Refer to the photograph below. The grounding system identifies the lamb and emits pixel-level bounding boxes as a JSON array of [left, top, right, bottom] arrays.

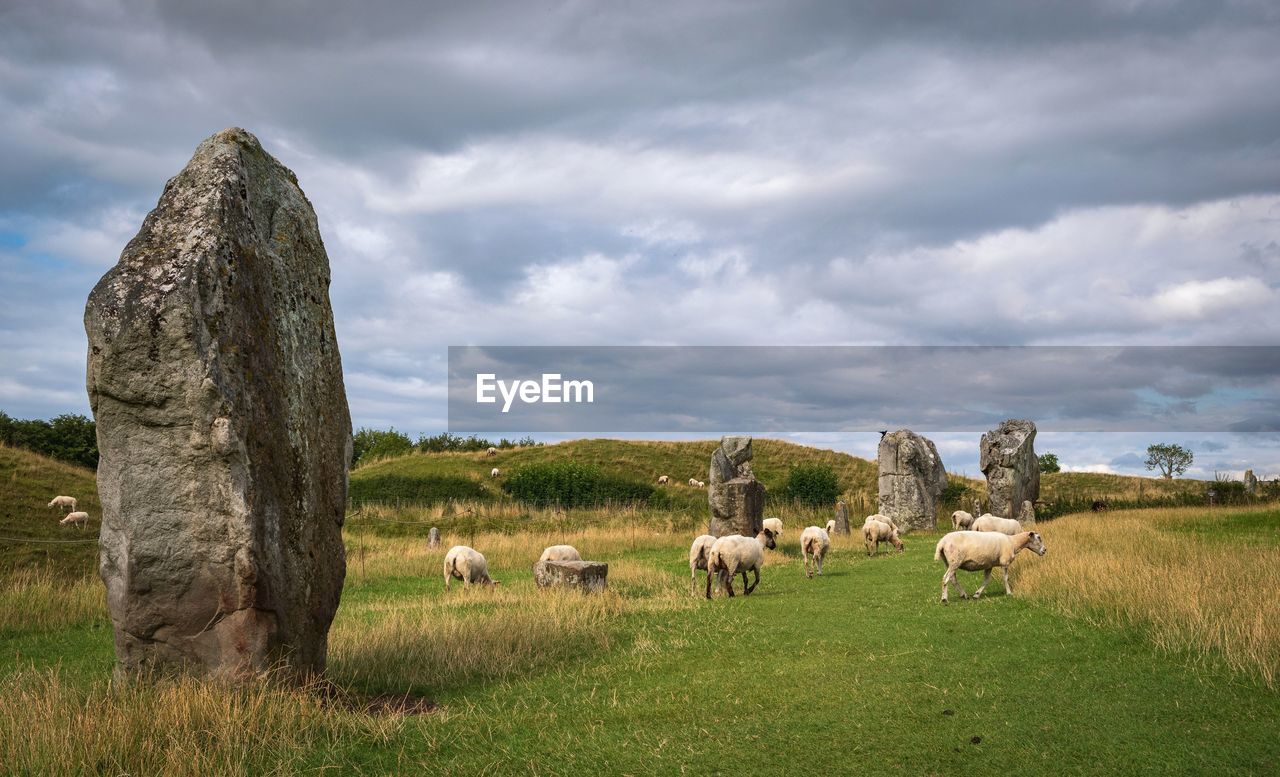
[[934, 530, 1046, 603], [688, 534, 717, 595], [658, 475, 670, 485], [862, 517, 903, 556], [972, 513, 1023, 535], [490, 467, 501, 478], [762, 517, 783, 538], [951, 510, 975, 530], [538, 544, 581, 563], [59, 511, 89, 529], [800, 526, 830, 578], [825, 519, 836, 534], [705, 528, 777, 599], [487, 446, 497, 456], [443, 545, 498, 589], [47, 495, 77, 512]]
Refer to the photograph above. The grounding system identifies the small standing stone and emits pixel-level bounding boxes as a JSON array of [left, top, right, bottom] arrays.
[[533, 560, 608, 592], [832, 501, 851, 535], [428, 527, 441, 548], [1018, 500, 1037, 525], [1243, 469, 1258, 496]]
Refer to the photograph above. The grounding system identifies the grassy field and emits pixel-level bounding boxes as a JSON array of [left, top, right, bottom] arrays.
[[3, 496, 1278, 774]]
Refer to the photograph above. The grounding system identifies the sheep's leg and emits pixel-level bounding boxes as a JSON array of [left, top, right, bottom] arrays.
[[1002, 565, 1012, 596], [724, 569, 736, 597], [745, 568, 759, 595], [705, 568, 714, 600], [973, 568, 992, 599], [815, 552, 823, 576]]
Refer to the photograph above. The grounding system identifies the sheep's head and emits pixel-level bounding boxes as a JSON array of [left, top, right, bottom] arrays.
[[1026, 531, 1046, 556], [757, 528, 777, 550], [891, 533, 905, 551]]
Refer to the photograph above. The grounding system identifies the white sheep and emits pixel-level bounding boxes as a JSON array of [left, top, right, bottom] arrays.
[[697, 480, 706, 488], [486, 446, 497, 456], [490, 467, 501, 478], [972, 513, 1023, 535], [825, 519, 836, 534], [705, 528, 777, 599], [658, 475, 670, 485], [59, 511, 89, 529], [862, 516, 903, 556], [688, 534, 717, 595], [538, 544, 581, 563], [934, 530, 1046, 603], [863, 512, 898, 530], [762, 517, 783, 538], [688, 477, 698, 486], [443, 545, 498, 590], [48, 495, 77, 512], [800, 526, 830, 578], [951, 510, 975, 530]]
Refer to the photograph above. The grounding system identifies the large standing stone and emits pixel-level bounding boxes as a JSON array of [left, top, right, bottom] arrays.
[[534, 560, 609, 592], [980, 419, 1040, 519], [877, 429, 948, 533], [708, 436, 765, 537], [832, 501, 851, 535], [84, 128, 351, 682], [1243, 469, 1258, 496]]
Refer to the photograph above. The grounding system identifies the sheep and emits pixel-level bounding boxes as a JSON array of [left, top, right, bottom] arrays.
[[486, 446, 497, 456], [490, 467, 501, 478], [705, 528, 777, 599], [689, 478, 706, 488], [443, 545, 498, 590], [863, 512, 898, 530], [48, 495, 77, 512], [825, 519, 836, 534], [951, 510, 975, 530], [863, 516, 903, 556], [696, 480, 705, 488], [658, 475, 670, 485], [934, 530, 1046, 603], [800, 526, 830, 578], [689, 534, 717, 595], [972, 513, 1023, 535], [762, 517, 783, 538], [59, 511, 89, 529], [538, 544, 581, 563]]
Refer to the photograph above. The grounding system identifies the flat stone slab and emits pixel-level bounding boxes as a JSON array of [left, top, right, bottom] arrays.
[[533, 560, 608, 592]]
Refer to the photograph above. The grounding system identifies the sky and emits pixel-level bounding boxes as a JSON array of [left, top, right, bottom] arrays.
[[1, 0, 1278, 479]]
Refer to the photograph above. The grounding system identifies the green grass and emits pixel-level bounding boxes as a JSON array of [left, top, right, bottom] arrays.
[[3, 511, 1278, 774], [0, 442, 101, 578]]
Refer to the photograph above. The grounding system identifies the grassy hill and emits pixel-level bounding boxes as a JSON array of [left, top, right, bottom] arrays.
[[0, 443, 100, 578]]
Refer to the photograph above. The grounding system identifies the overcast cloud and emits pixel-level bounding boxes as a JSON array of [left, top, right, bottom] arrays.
[[1, 0, 1278, 478]]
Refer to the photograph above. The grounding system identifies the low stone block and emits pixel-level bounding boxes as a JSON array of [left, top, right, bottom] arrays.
[[533, 560, 609, 592]]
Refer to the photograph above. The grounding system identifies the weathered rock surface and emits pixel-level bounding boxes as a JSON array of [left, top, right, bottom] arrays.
[[708, 436, 765, 537], [877, 429, 948, 532], [832, 501, 851, 535], [85, 128, 351, 681], [534, 560, 609, 592], [1243, 469, 1258, 496], [980, 419, 1040, 519], [1018, 500, 1037, 525], [428, 527, 441, 548]]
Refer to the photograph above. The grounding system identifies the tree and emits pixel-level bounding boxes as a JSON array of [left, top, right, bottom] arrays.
[[1145, 443, 1193, 479], [1038, 453, 1061, 474], [783, 463, 840, 506], [351, 427, 414, 465]]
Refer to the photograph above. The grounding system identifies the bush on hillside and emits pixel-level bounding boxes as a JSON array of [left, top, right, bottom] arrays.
[[781, 463, 840, 506], [351, 428, 414, 464], [503, 461, 656, 508], [0, 411, 98, 470]]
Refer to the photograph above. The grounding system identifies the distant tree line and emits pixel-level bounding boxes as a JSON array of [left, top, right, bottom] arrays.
[[351, 428, 541, 465], [0, 410, 99, 470]]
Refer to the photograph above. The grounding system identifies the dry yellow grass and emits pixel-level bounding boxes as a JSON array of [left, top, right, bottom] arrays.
[[1015, 505, 1280, 688], [0, 570, 105, 633]]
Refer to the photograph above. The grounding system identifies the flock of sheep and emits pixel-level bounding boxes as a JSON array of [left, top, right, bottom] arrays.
[[440, 506, 1047, 604], [47, 494, 89, 528]]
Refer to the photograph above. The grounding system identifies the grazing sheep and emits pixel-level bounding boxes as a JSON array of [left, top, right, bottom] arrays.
[[762, 517, 783, 538], [800, 526, 830, 578], [951, 510, 975, 530], [934, 530, 1046, 603], [863, 512, 898, 530], [689, 478, 706, 488], [59, 511, 89, 529], [486, 446, 497, 456], [443, 545, 498, 589], [825, 519, 836, 534], [490, 467, 501, 478], [658, 475, 670, 485], [862, 517, 903, 556], [705, 528, 777, 599], [697, 480, 706, 488], [47, 495, 77, 512], [689, 534, 717, 595], [539, 544, 581, 563], [972, 513, 1023, 535]]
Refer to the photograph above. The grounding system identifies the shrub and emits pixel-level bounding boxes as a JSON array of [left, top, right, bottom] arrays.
[[782, 463, 840, 506], [351, 428, 414, 464], [503, 461, 655, 508], [348, 474, 488, 506]]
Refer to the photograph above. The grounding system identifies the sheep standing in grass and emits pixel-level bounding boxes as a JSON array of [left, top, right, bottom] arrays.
[[762, 517, 783, 538], [443, 545, 498, 590], [972, 514, 1022, 535], [48, 495, 77, 512], [934, 530, 1046, 603], [658, 475, 670, 485], [490, 467, 501, 478], [951, 510, 975, 530], [486, 446, 497, 456], [60, 511, 89, 529], [800, 526, 830, 578], [825, 519, 836, 534], [705, 528, 777, 599], [689, 534, 717, 595], [539, 544, 581, 563], [862, 517, 903, 556]]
